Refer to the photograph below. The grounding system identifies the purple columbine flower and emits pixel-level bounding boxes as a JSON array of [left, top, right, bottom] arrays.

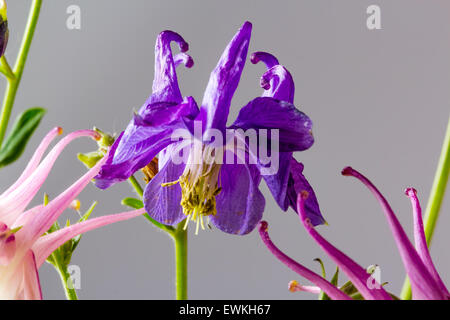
[[95, 22, 324, 235], [259, 167, 450, 300]]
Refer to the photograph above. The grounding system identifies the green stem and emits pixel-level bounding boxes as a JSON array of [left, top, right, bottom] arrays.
[[128, 174, 144, 197], [50, 252, 78, 300], [0, 0, 42, 147], [400, 116, 450, 300], [127, 175, 175, 234], [173, 222, 188, 300]]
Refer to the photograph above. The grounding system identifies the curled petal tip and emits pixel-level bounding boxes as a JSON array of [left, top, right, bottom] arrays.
[[250, 52, 259, 64], [405, 187, 417, 197], [251, 51, 279, 69], [260, 77, 271, 90], [180, 42, 189, 53], [174, 53, 194, 69], [159, 30, 189, 53], [341, 166, 355, 176], [259, 220, 269, 231]]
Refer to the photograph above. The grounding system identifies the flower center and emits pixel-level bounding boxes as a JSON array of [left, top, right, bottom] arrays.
[[163, 144, 222, 234]]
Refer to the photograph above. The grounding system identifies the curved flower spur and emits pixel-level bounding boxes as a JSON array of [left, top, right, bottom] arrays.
[[259, 167, 450, 300], [95, 21, 324, 235], [0, 128, 144, 299]]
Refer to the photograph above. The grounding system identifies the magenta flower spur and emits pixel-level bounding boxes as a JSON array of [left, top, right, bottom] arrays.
[[95, 22, 324, 235], [259, 167, 450, 300]]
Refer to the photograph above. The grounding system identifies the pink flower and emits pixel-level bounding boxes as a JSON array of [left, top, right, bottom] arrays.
[[259, 167, 449, 300], [0, 128, 144, 300]]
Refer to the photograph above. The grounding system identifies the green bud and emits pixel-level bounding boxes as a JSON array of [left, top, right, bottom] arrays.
[[77, 150, 104, 169], [94, 127, 115, 148], [77, 127, 115, 168]]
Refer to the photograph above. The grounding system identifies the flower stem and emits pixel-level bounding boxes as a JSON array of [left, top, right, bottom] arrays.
[[58, 266, 78, 300], [0, 0, 42, 147], [50, 251, 78, 300], [400, 115, 450, 300], [173, 222, 188, 300]]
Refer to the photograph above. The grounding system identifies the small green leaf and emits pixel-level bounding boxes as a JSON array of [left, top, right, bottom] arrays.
[[0, 107, 46, 167], [122, 197, 144, 209], [330, 267, 339, 286]]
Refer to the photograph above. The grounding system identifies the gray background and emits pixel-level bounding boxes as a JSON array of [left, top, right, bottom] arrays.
[[1, 0, 449, 299]]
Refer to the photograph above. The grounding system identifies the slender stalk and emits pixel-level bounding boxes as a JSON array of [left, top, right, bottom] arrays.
[[0, 0, 42, 147], [400, 116, 450, 300], [58, 266, 78, 300], [127, 175, 175, 234], [173, 222, 188, 300], [50, 252, 78, 300], [128, 174, 144, 197]]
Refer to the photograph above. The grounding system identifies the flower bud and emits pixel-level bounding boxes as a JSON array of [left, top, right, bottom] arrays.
[[77, 128, 115, 169], [0, 1, 8, 58]]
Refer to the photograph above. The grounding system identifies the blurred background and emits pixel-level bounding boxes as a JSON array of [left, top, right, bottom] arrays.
[[1, 0, 449, 299]]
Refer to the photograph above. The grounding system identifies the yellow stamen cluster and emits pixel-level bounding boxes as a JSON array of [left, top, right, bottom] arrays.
[[162, 146, 222, 234]]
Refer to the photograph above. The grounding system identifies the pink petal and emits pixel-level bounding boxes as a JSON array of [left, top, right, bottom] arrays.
[[288, 280, 321, 294], [405, 188, 449, 297], [0, 127, 62, 199], [0, 130, 100, 226], [258, 221, 351, 300], [0, 262, 24, 299], [342, 167, 445, 300], [296, 192, 392, 300], [33, 208, 145, 267], [22, 250, 42, 300], [18, 152, 107, 247]]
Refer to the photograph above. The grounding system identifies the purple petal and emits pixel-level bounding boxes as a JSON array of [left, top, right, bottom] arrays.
[[258, 221, 351, 300], [342, 167, 446, 300], [260, 65, 295, 103], [211, 160, 264, 235], [198, 21, 252, 133], [230, 97, 314, 152], [405, 188, 450, 296], [174, 53, 194, 69], [260, 152, 292, 210], [287, 159, 325, 226], [95, 97, 199, 189], [143, 157, 186, 226], [147, 30, 190, 105], [251, 52, 295, 103], [297, 193, 393, 300]]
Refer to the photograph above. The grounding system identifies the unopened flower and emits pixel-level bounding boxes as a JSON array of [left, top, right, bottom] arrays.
[[0, 128, 144, 300], [95, 22, 323, 235], [0, 0, 8, 58], [259, 167, 449, 300]]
